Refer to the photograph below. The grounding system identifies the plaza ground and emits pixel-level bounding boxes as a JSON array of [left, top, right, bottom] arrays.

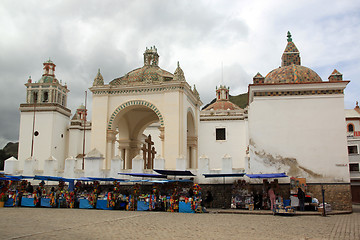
[[0, 205, 359, 240]]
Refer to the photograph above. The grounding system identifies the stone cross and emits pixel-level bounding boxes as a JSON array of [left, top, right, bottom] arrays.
[[142, 135, 156, 169]]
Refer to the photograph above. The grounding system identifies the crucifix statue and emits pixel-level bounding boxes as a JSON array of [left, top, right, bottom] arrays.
[[141, 134, 156, 169]]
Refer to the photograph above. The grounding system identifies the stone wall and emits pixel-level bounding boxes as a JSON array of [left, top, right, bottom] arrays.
[[200, 183, 352, 211], [306, 183, 352, 211]]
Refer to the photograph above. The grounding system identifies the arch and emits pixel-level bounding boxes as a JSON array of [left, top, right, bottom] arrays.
[[347, 123, 354, 132], [187, 108, 196, 136], [108, 100, 164, 130], [187, 107, 197, 169]]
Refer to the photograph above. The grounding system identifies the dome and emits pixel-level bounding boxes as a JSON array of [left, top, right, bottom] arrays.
[[38, 75, 56, 83], [110, 46, 174, 85], [203, 100, 241, 111], [110, 65, 173, 85], [264, 64, 322, 84]]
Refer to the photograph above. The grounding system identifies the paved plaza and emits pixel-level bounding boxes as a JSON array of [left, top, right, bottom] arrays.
[[0, 205, 359, 240]]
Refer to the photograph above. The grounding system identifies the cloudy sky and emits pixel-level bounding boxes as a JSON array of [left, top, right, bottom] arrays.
[[0, 0, 359, 148]]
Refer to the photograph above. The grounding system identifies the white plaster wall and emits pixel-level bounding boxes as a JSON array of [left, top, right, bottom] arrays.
[[248, 94, 349, 183], [68, 128, 91, 158], [91, 86, 200, 170], [18, 111, 69, 172], [198, 120, 247, 170], [90, 95, 109, 161], [51, 112, 70, 170]]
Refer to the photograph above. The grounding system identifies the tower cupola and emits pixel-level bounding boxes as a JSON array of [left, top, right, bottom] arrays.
[[216, 85, 230, 101], [143, 46, 159, 66]]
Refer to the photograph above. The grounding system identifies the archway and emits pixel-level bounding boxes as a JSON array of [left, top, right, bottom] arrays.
[[108, 100, 164, 169], [187, 108, 197, 169]]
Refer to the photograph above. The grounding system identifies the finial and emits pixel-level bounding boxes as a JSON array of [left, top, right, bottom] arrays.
[[98, 68, 101, 73], [357, 101, 359, 107], [29, 76, 31, 79], [287, 31, 292, 42], [177, 61, 180, 67]]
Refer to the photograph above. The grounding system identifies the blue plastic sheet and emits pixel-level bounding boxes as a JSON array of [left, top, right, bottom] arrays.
[[96, 199, 113, 210], [179, 202, 194, 213], [4, 198, 14, 207], [21, 197, 35, 207], [246, 173, 288, 178], [79, 199, 93, 209], [137, 201, 149, 211], [41, 198, 51, 207]]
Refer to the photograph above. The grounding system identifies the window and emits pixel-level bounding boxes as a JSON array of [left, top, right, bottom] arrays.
[[348, 124, 354, 132], [43, 91, 48, 102], [348, 145, 358, 155], [216, 128, 226, 140], [349, 163, 359, 172], [33, 92, 38, 103]]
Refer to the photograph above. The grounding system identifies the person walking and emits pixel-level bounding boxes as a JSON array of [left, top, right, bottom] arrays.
[[268, 187, 276, 210], [297, 187, 305, 211]]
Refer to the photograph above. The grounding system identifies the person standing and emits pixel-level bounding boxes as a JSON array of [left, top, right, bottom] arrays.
[[297, 187, 305, 211], [268, 187, 276, 210]]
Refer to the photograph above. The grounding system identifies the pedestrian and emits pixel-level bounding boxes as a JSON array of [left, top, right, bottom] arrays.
[[26, 182, 33, 193], [268, 187, 276, 210], [204, 191, 213, 208], [297, 187, 305, 211]]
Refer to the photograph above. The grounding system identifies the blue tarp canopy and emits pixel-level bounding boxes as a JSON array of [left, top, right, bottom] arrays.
[[76, 177, 92, 181], [149, 179, 193, 184], [129, 180, 149, 183], [2, 175, 34, 180], [34, 175, 75, 182], [87, 177, 126, 182], [153, 169, 195, 176], [0, 176, 20, 181], [245, 173, 288, 178], [118, 173, 167, 178], [203, 173, 246, 178]]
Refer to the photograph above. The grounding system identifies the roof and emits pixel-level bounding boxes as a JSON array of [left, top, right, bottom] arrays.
[[109, 47, 175, 86], [38, 75, 56, 83], [154, 169, 195, 176], [264, 64, 322, 84], [110, 65, 174, 85], [345, 109, 360, 118], [246, 173, 288, 178], [118, 173, 167, 178], [203, 173, 246, 178], [203, 100, 242, 111]]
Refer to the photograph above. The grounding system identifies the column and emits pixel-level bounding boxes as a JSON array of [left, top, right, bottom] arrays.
[[106, 130, 118, 169], [159, 126, 165, 158]]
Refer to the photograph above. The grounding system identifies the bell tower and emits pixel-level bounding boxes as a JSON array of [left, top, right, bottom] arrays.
[[18, 59, 71, 174]]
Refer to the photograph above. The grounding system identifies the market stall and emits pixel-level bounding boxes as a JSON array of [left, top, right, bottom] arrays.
[[246, 173, 293, 214], [203, 173, 246, 209]]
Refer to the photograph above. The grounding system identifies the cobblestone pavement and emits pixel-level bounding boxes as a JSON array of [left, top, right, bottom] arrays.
[[0, 205, 359, 240]]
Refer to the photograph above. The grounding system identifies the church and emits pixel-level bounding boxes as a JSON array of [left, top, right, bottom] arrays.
[[5, 33, 352, 210]]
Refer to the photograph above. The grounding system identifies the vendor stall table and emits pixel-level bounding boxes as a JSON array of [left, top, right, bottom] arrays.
[[4, 198, 14, 207], [137, 201, 149, 211], [21, 197, 35, 207], [179, 201, 194, 213], [79, 199, 93, 209], [41, 198, 51, 207], [96, 199, 113, 210]]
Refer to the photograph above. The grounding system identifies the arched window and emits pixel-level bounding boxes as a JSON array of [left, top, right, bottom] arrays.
[[33, 92, 38, 103], [348, 124, 354, 132], [43, 91, 48, 102]]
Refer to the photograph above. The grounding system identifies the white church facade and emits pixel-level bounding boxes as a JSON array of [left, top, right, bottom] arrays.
[[5, 33, 352, 209]]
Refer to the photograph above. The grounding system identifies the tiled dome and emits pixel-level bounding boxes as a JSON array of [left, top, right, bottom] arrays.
[[264, 64, 322, 84], [110, 65, 173, 85], [110, 46, 174, 85], [203, 101, 241, 111]]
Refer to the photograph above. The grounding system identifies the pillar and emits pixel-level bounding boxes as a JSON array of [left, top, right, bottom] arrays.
[[106, 129, 118, 169]]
